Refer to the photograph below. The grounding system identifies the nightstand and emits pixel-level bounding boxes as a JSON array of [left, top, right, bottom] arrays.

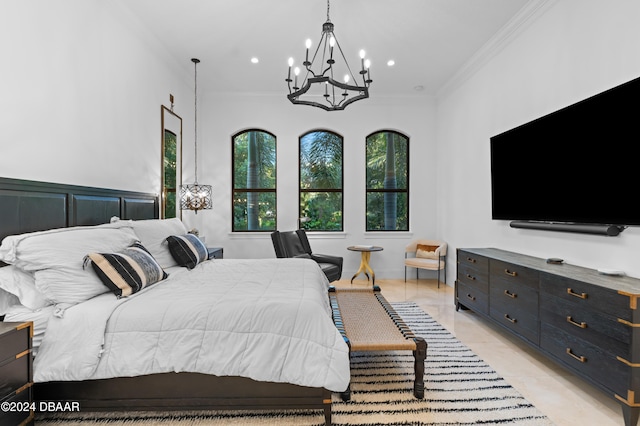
[[0, 322, 34, 426], [207, 247, 224, 260]]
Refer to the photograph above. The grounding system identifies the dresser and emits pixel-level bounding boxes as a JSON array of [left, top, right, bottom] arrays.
[[456, 248, 640, 426], [0, 322, 34, 426]]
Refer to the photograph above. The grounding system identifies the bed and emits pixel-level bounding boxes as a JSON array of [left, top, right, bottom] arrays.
[[0, 177, 350, 425]]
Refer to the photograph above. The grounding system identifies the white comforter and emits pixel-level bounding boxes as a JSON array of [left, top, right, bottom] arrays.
[[34, 258, 350, 392]]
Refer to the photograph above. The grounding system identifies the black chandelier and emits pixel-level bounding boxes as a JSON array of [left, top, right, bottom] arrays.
[[180, 58, 212, 214], [286, 0, 372, 111]]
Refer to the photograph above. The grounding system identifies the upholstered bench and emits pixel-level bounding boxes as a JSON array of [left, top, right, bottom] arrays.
[[329, 286, 427, 400]]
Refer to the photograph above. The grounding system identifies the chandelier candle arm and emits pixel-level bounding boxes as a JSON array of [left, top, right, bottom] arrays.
[[285, 0, 372, 111]]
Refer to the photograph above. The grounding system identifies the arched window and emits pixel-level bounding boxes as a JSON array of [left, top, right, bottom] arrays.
[[366, 130, 409, 231], [299, 130, 344, 231], [232, 129, 277, 231]]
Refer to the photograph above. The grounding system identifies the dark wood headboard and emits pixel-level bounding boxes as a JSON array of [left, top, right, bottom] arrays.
[[0, 177, 159, 244]]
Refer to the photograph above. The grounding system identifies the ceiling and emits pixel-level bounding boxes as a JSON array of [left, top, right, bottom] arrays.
[[121, 0, 531, 97]]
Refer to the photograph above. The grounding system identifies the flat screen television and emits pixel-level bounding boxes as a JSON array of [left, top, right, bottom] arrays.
[[490, 75, 640, 231]]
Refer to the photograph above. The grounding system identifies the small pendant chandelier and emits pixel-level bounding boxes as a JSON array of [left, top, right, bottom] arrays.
[[286, 0, 372, 111], [180, 58, 212, 214]]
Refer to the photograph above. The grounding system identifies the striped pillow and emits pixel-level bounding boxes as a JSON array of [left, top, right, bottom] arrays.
[[166, 234, 208, 269], [84, 242, 168, 298]]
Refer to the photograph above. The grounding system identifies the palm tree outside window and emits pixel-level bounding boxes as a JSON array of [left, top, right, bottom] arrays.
[[232, 129, 277, 231], [299, 130, 344, 231], [366, 130, 409, 231], [162, 129, 178, 219]]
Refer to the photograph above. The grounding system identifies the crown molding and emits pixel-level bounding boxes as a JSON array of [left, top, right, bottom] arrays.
[[437, 0, 559, 100]]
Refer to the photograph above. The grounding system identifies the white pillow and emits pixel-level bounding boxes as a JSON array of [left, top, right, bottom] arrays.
[[126, 218, 188, 269], [0, 265, 50, 310], [2, 226, 139, 305], [1, 287, 21, 315]]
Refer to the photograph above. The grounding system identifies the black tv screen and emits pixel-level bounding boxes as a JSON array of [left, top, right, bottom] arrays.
[[490, 75, 640, 227]]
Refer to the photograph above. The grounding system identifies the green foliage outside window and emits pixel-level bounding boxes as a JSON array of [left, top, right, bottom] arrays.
[[163, 130, 177, 219], [299, 131, 343, 231], [232, 130, 277, 231], [366, 131, 409, 231]]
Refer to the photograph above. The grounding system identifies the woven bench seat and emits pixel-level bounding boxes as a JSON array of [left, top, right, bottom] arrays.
[[329, 286, 427, 400]]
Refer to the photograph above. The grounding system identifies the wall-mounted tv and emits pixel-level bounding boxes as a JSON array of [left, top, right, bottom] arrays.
[[490, 75, 640, 235]]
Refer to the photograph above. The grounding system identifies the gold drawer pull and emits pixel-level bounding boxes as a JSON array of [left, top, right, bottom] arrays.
[[566, 348, 587, 363], [466, 274, 476, 280], [566, 316, 587, 329], [504, 314, 517, 324], [466, 294, 476, 301], [466, 257, 477, 263], [504, 290, 517, 298], [567, 288, 588, 299], [504, 269, 517, 277]]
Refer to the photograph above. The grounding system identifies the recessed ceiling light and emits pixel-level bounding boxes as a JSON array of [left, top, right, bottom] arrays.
[[251, 57, 259, 64], [387, 60, 395, 66]]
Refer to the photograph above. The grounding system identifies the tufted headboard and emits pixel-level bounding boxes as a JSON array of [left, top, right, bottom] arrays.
[[0, 177, 159, 253]]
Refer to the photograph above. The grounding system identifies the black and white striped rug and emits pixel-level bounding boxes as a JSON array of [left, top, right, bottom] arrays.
[[37, 302, 554, 425]]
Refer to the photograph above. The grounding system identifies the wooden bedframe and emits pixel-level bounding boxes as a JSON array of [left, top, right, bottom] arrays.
[[0, 177, 333, 425]]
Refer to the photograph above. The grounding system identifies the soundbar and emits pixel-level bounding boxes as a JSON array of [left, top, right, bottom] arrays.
[[510, 220, 627, 236]]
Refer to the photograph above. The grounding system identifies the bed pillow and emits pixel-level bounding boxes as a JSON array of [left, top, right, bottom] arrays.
[[84, 242, 168, 298], [416, 244, 439, 259], [4, 226, 139, 304], [166, 234, 208, 270], [126, 218, 188, 269], [0, 265, 50, 310], [0, 287, 21, 315]]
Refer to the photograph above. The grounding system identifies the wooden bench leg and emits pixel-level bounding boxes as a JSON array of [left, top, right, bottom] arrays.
[[323, 397, 332, 425], [413, 337, 427, 399]]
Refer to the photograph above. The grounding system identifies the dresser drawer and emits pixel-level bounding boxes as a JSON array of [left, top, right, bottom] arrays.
[[540, 272, 631, 321], [541, 322, 628, 397], [0, 385, 33, 426], [457, 263, 489, 293], [457, 281, 489, 315], [0, 326, 30, 363], [540, 292, 630, 358], [490, 303, 539, 344], [490, 260, 539, 290], [491, 276, 539, 317], [0, 351, 30, 398], [458, 250, 489, 270]]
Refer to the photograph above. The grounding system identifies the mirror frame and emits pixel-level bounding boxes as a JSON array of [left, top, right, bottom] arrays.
[[161, 104, 182, 219]]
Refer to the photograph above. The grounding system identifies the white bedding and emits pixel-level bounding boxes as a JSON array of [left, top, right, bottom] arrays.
[[34, 258, 350, 392]]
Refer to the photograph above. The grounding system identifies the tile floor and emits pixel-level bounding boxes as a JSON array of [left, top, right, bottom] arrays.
[[335, 278, 624, 426]]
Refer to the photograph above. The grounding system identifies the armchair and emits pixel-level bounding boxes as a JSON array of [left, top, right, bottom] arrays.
[[404, 239, 447, 288], [271, 230, 343, 283]]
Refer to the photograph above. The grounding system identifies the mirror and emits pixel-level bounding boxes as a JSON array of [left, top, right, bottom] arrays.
[[161, 104, 182, 219]]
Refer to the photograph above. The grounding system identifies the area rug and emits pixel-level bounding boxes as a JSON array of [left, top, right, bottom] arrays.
[[36, 302, 554, 425]]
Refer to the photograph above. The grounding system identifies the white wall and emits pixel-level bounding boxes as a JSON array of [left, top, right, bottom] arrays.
[[186, 93, 437, 279], [1, 1, 437, 280], [437, 0, 640, 279], [0, 0, 191, 194]]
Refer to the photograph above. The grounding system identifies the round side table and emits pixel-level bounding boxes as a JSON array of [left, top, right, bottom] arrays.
[[347, 245, 383, 286]]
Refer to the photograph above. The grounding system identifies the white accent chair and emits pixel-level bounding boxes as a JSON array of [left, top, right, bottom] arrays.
[[404, 239, 447, 288]]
